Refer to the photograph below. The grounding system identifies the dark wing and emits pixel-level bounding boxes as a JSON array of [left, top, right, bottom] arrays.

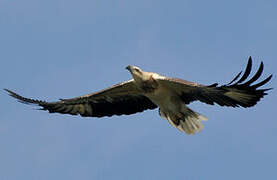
[[158, 57, 272, 108], [5, 80, 157, 117]]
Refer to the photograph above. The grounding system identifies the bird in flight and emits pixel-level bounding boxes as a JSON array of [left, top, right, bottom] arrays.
[[5, 57, 272, 134]]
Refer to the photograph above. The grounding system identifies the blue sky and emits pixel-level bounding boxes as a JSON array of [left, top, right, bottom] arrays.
[[1, 0, 276, 179]]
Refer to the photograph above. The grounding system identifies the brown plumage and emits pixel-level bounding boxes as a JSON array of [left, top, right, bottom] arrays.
[[5, 80, 157, 117], [162, 57, 272, 107], [5, 57, 272, 134]]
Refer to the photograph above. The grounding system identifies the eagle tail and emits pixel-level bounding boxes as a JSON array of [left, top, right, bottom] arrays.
[[159, 108, 208, 134]]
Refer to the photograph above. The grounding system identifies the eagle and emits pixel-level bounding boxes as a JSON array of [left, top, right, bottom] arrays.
[[5, 57, 272, 134]]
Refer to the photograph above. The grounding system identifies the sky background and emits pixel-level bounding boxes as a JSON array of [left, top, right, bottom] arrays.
[[1, 0, 276, 179]]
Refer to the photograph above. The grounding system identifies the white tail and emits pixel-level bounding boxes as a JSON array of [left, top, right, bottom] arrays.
[[159, 108, 208, 134]]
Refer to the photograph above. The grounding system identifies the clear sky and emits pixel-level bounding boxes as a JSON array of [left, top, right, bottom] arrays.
[[1, 0, 276, 179]]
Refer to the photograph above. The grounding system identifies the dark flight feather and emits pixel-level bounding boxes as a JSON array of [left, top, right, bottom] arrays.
[[235, 56, 252, 84], [226, 71, 242, 85], [158, 56, 272, 108], [5, 80, 157, 118]]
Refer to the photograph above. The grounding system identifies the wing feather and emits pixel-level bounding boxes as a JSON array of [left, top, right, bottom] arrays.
[[5, 80, 157, 117], [235, 56, 252, 84], [243, 61, 263, 86], [226, 71, 242, 85], [157, 57, 272, 108]]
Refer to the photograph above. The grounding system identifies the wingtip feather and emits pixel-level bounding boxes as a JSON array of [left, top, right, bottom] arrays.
[[235, 57, 252, 84], [5, 88, 44, 105], [251, 74, 273, 89]]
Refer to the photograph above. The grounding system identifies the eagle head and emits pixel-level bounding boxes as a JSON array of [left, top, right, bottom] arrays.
[[126, 65, 150, 82], [126, 65, 142, 74]]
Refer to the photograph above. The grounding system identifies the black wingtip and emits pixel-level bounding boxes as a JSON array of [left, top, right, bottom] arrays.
[[235, 57, 252, 84], [4, 88, 18, 98], [224, 56, 272, 91], [4, 88, 11, 93], [243, 61, 264, 86], [4, 88, 45, 105], [251, 74, 273, 89], [227, 71, 242, 85]]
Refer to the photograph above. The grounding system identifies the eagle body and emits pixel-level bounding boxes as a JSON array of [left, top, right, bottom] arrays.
[[130, 72, 208, 134], [5, 57, 272, 134]]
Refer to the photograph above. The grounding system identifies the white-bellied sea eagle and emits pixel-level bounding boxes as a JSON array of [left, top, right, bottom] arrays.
[[5, 57, 272, 134]]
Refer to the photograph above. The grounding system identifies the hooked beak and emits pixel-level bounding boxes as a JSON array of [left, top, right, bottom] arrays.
[[125, 65, 132, 71]]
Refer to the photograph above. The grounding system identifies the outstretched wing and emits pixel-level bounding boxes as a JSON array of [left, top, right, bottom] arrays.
[[5, 80, 157, 117], [158, 57, 272, 108]]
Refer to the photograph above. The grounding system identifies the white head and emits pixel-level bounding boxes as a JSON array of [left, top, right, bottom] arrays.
[[126, 65, 150, 82]]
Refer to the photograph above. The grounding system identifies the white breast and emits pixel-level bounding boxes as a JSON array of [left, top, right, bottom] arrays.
[[145, 83, 180, 112]]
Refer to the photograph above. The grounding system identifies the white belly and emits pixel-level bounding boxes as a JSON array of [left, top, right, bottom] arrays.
[[145, 86, 181, 112]]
